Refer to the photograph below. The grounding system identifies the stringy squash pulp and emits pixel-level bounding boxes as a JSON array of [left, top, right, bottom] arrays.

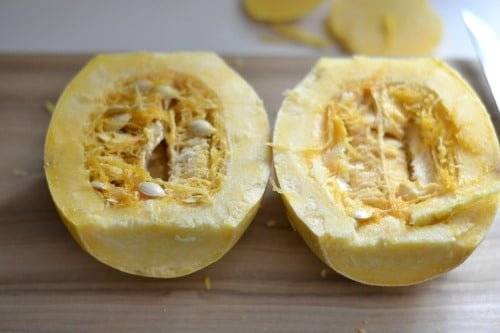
[[273, 57, 500, 286], [45, 52, 271, 277]]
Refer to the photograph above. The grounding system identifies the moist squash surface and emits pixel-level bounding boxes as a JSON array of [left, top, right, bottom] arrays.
[[273, 57, 500, 286], [45, 52, 271, 278]]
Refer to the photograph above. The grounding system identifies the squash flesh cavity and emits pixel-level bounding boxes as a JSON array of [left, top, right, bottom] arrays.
[[45, 52, 271, 277], [273, 57, 500, 286], [85, 71, 227, 206], [320, 81, 470, 225]]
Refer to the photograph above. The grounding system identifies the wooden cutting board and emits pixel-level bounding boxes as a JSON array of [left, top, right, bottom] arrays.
[[0, 55, 499, 333]]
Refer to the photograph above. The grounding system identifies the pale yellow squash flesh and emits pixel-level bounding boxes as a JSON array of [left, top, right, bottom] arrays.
[[273, 57, 500, 286], [328, 0, 442, 55], [243, 0, 324, 22], [45, 52, 271, 278]]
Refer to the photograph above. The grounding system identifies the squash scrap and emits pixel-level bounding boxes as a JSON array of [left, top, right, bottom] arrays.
[[243, 0, 324, 22], [271, 24, 328, 49], [327, 0, 442, 55], [244, 0, 328, 49]]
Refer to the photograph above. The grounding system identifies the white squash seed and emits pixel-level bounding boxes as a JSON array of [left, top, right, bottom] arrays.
[[352, 209, 373, 220], [96, 132, 111, 142], [189, 119, 216, 137], [106, 197, 118, 205], [155, 85, 180, 100], [183, 196, 200, 204], [91, 180, 107, 191], [103, 113, 131, 131], [138, 181, 166, 197]]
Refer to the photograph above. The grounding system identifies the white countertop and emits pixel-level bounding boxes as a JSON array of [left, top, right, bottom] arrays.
[[0, 0, 499, 59]]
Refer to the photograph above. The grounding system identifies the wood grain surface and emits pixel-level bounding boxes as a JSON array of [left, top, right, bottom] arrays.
[[0, 55, 499, 333]]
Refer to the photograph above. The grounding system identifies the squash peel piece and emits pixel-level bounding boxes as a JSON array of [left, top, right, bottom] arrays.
[[273, 57, 500, 286], [271, 24, 328, 49], [243, 0, 324, 23], [45, 52, 271, 278], [327, 0, 442, 55]]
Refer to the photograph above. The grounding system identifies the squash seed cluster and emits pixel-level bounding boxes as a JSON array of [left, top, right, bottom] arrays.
[[84, 72, 228, 206]]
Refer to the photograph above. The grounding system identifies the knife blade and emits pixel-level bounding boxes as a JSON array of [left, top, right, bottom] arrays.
[[462, 10, 500, 113]]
